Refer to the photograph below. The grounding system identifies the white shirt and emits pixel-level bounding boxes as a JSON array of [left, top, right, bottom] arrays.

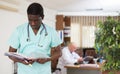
[[57, 47, 80, 74]]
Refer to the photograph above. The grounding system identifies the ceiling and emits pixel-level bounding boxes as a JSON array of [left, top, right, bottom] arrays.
[[26, 0, 120, 15]]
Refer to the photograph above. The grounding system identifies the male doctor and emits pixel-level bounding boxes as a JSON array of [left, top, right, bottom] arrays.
[[57, 42, 83, 74], [8, 3, 62, 74]]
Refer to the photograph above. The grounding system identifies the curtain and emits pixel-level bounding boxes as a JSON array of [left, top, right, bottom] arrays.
[[70, 16, 119, 48]]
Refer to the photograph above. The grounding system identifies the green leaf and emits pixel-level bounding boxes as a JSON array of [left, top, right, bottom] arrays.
[[95, 17, 120, 71]]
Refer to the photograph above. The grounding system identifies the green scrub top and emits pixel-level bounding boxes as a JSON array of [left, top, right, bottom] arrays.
[[8, 23, 62, 74]]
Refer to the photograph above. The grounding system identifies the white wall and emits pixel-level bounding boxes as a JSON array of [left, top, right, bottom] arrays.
[[0, 9, 27, 74], [43, 8, 57, 28], [0, 1, 57, 74]]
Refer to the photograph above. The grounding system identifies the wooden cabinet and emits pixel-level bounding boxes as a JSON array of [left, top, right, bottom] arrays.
[[64, 16, 71, 26], [55, 15, 71, 45], [64, 16, 71, 45], [56, 15, 64, 30]]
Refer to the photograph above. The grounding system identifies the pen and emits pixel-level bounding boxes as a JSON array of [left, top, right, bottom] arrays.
[[24, 60, 32, 67]]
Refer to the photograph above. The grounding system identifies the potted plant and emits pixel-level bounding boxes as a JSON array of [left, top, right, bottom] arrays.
[[95, 16, 120, 74]]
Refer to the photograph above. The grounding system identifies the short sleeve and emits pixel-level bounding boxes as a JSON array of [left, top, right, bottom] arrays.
[[50, 28, 62, 47], [8, 28, 20, 49]]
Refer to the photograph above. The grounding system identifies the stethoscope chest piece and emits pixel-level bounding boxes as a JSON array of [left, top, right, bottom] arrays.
[[26, 37, 30, 42]]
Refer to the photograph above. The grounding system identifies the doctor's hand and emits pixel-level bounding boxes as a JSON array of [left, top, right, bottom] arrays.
[[36, 58, 49, 64], [20, 59, 35, 65], [78, 57, 83, 62]]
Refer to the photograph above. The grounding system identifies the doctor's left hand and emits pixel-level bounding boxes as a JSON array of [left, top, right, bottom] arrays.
[[36, 58, 49, 64], [22, 59, 35, 65]]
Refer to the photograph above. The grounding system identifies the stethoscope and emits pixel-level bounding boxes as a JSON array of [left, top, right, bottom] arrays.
[[26, 23, 48, 42]]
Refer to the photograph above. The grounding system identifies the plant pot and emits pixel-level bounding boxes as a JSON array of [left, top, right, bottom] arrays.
[[102, 70, 120, 74]]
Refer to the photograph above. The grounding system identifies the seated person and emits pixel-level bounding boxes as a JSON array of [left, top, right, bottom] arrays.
[[56, 42, 83, 74], [83, 56, 95, 64]]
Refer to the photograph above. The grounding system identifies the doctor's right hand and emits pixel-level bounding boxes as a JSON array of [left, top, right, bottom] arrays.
[[20, 59, 35, 65]]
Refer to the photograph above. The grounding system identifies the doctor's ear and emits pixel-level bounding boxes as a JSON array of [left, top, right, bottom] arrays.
[[39, 17, 42, 20], [40, 15, 44, 20]]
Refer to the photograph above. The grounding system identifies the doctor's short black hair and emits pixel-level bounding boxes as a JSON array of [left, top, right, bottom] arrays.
[[27, 3, 44, 17]]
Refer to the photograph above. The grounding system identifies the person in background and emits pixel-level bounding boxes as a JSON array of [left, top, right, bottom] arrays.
[[7, 2, 62, 74], [56, 42, 83, 74]]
